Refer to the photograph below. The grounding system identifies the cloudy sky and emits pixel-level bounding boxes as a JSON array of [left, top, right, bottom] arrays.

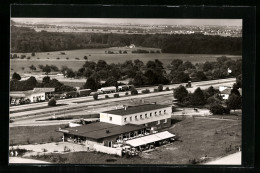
[[12, 18, 242, 26]]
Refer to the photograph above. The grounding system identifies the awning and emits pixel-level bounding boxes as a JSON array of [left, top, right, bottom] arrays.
[[126, 131, 175, 147]]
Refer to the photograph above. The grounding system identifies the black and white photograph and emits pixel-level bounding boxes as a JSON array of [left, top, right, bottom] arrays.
[[9, 16, 243, 165]]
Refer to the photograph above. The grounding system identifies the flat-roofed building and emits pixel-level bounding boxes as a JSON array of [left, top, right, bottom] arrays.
[[100, 104, 172, 130], [60, 122, 146, 147]]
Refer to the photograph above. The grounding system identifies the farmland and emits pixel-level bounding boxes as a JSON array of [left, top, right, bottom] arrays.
[[10, 48, 242, 74]]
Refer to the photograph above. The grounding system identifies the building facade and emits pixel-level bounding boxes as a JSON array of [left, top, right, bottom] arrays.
[[100, 104, 172, 130]]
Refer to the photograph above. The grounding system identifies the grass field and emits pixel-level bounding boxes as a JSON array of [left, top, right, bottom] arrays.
[[10, 48, 242, 74], [9, 125, 65, 146], [23, 117, 241, 164]]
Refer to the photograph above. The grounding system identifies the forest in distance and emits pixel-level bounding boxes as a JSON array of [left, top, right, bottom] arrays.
[[11, 26, 242, 55]]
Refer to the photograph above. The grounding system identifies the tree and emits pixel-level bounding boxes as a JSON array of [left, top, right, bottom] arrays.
[[38, 65, 44, 70], [93, 93, 98, 100], [43, 65, 51, 75], [173, 85, 188, 102], [12, 72, 21, 80], [231, 88, 240, 96], [50, 65, 59, 72], [130, 88, 138, 95], [158, 84, 163, 92], [66, 69, 75, 78], [42, 76, 50, 83], [227, 94, 242, 112], [169, 71, 190, 83], [29, 65, 36, 71], [171, 59, 183, 70], [190, 87, 206, 106], [48, 98, 56, 106], [236, 74, 242, 88], [209, 103, 225, 115], [133, 71, 147, 86], [183, 61, 195, 70], [203, 61, 214, 72], [84, 77, 100, 90], [104, 77, 118, 87], [206, 86, 218, 97], [195, 71, 207, 81]]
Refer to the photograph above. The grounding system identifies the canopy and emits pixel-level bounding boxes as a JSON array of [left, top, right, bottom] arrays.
[[126, 131, 175, 147]]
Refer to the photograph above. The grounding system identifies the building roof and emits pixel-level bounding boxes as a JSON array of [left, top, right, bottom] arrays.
[[221, 88, 242, 95], [102, 104, 170, 116], [126, 131, 175, 147], [63, 122, 145, 140]]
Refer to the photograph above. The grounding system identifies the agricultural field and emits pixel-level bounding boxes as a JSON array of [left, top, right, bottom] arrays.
[[10, 48, 242, 74]]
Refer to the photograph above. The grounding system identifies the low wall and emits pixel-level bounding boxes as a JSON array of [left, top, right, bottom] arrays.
[[93, 144, 122, 157]]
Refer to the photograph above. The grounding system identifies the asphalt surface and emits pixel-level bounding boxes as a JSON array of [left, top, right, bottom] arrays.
[[9, 78, 235, 127]]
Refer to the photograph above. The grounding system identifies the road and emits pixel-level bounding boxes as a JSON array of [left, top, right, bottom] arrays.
[[10, 78, 235, 112], [9, 78, 235, 125], [204, 152, 241, 165]]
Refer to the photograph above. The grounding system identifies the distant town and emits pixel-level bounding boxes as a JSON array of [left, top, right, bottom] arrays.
[[12, 20, 242, 37]]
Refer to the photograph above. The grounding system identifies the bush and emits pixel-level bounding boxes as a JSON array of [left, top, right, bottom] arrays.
[[114, 93, 120, 98], [105, 95, 109, 98], [165, 87, 170, 91], [130, 88, 138, 95], [158, 84, 163, 92], [154, 88, 158, 92], [209, 103, 225, 115], [12, 72, 21, 80], [125, 92, 129, 96], [48, 98, 57, 106], [141, 89, 150, 94], [93, 93, 98, 100], [207, 96, 221, 104], [224, 107, 231, 114]]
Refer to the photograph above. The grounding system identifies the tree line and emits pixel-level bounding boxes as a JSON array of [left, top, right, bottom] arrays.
[[10, 74, 75, 92], [11, 26, 241, 55]]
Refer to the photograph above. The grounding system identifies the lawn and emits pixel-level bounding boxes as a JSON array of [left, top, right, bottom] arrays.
[[26, 117, 241, 164], [9, 125, 65, 146], [10, 48, 241, 74]]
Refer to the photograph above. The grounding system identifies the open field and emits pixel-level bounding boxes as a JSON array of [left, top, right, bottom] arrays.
[[10, 48, 241, 74], [12, 117, 241, 164], [9, 125, 64, 146]]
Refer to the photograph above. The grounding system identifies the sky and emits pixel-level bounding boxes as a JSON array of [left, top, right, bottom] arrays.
[[11, 18, 242, 26]]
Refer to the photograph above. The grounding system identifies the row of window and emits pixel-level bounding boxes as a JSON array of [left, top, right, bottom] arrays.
[[108, 110, 168, 122], [121, 110, 167, 122]]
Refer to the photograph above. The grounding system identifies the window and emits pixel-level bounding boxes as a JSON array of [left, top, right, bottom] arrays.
[[164, 110, 166, 114], [130, 117, 132, 121], [124, 117, 127, 122], [150, 113, 152, 117], [155, 112, 157, 116], [140, 115, 143, 119], [164, 119, 167, 123], [159, 111, 161, 115], [109, 117, 112, 121], [157, 120, 160, 125], [135, 115, 138, 120], [145, 114, 148, 118]]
